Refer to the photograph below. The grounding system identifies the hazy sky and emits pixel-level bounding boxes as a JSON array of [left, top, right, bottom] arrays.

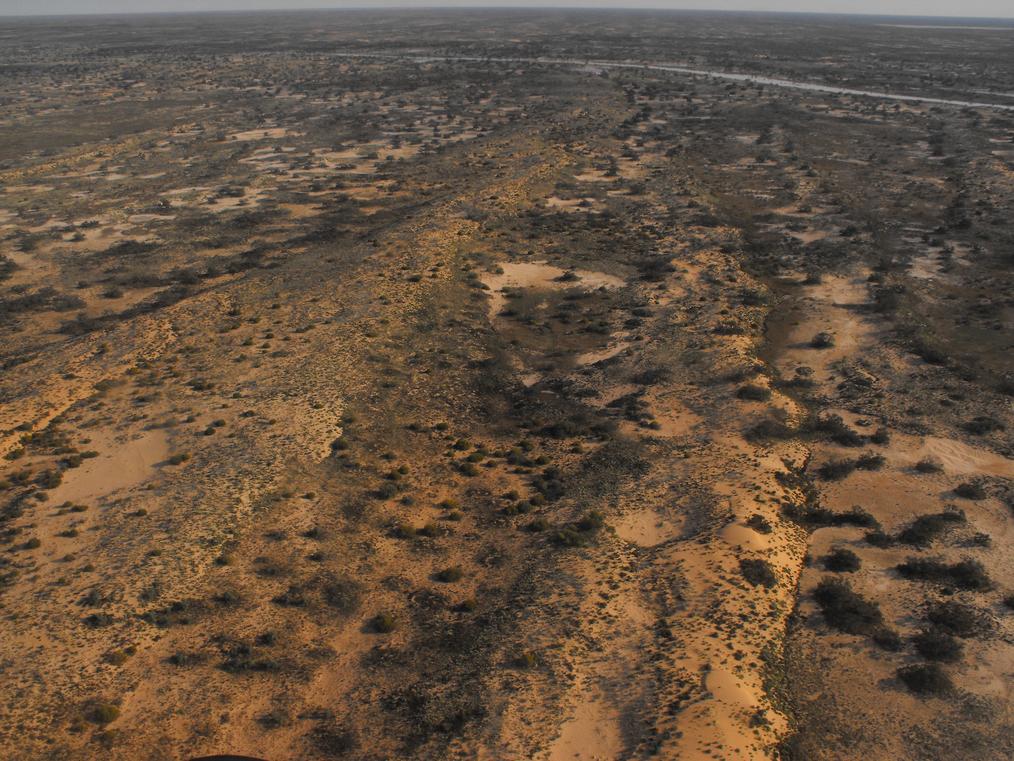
[[1, 0, 1012, 19]]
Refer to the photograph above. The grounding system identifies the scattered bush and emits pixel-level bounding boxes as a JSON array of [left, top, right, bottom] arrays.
[[913, 628, 963, 662], [914, 457, 943, 474], [745, 418, 793, 441], [736, 384, 771, 401], [896, 510, 965, 547], [896, 558, 991, 591], [812, 414, 864, 447], [864, 529, 895, 548], [786, 504, 878, 530], [810, 331, 835, 349], [311, 724, 357, 755], [963, 416, 1004, 436], [871, 627, 903, 651], [812, 577, 882, 635], [896, 663, 952, 696], [88, 703, 120, 725], [823, 548, 861, 573], [854, 452, 886, 471], [321, 577, 362, 615], [526, 517, 551, 533], [369, 613, 396, 633], [435, 566, 463, 583], [817, 458, 857, 481], [740, 558, 777, 588], [576, 510, 605, 532], [953, 482, 986, 500], [746, 514, 772, 534], [925, 600, 993, 638], [869, 427, 891, 445]]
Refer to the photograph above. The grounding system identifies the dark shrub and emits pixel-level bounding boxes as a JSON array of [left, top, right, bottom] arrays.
[[576, 510, 605, 532], [736, 384, 771, 401], [817, 459, 857, 481], [88, 703, 120, 725], [435, 566, 463, 583], [897, 663, 952, 696], [369, 613, 396, 633], [869, 427, 891, 445], [864, 530, 895, 548], [321, 577, 362, 615], [812, 578, 882, 635], [630, 367, 670, 385], [810, 332, 835, 349], [746, 418, 793, 441], [913, 628, 963, 662], [787, 504, 878, 530], [914, 457, 943, 474], [526, 517, 551, 532], [872, 627, 903, 651], [551, 527, 587, 547], [963, 416, 1004, 436], [311, 724, 357, 755], [854, 452, 886, 471], [896, 558, 991, 591], [740, 558, 777, 588], [925, 601, 992, 638], [375, 481, 398, 499], [823, 548, 861, 573], [813, 414, 864, 447], [953, 482, 986, 500], [746, 514, 772, 534], [897, 510, 965, 547]]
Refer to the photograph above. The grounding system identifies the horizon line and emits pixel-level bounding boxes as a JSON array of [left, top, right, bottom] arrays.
[[2, 6, 1013, 22]]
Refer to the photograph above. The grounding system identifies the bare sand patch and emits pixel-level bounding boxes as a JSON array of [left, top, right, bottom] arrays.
[[229, 127, 299, 141], [49, 428, 168, 504], [480, 260, 625, 322], [613, 506, 682, 547]]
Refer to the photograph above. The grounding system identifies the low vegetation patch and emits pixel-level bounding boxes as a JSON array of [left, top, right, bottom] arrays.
[[812, 577, 882, 635], [896, 663, 953, 696], [896, 557, 992, 591]]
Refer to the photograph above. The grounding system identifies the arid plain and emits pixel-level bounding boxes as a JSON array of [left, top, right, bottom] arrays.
[[0, 10, 1012, 761]]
